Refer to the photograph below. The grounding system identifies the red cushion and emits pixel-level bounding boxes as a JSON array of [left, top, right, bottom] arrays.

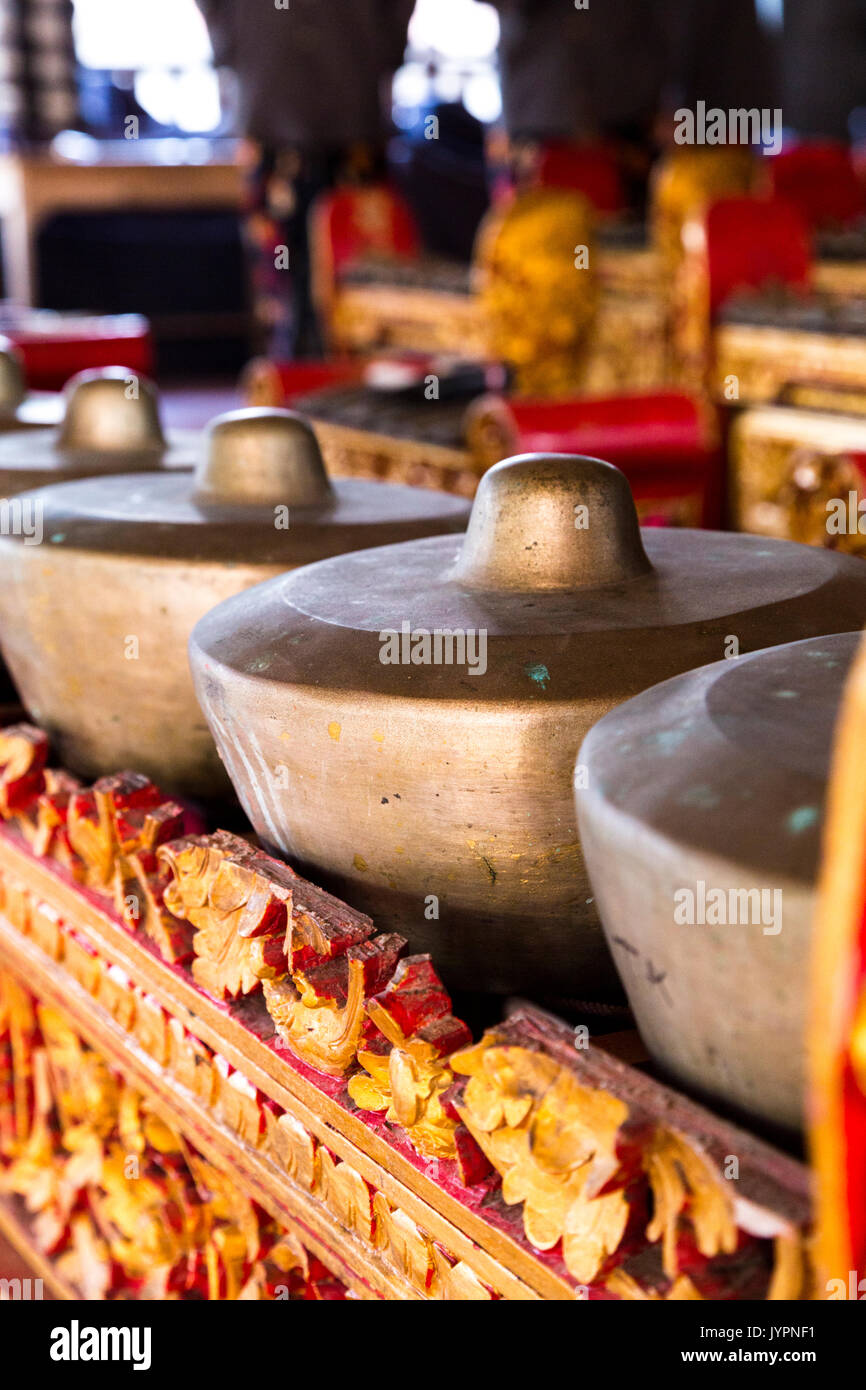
[[507, 391, 711, 463], [705, 196, 812, 314]]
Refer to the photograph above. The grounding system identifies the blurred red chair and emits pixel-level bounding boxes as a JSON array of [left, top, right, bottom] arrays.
[[240, 356, 365, 408], [704, 195, 812, 314], [310, 185, 421, 347], [535, 140, 625, 216], [768, 142, 865, 231], [466, 389, 723, 527]]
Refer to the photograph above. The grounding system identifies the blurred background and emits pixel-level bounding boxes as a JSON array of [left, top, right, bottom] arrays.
[[0, 0, 862, 380]]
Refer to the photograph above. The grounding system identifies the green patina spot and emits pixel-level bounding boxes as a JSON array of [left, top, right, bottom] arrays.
[[775, 689, 798, 699], [247, 655, 273, 673], [525, 662, 549, 690], [648, 727, 690, 754], [787, 805, 819, 834], [49, 532, 66, 544]]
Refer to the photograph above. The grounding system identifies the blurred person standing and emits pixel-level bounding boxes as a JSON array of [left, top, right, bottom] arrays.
[[488, 0, 667, 205], [488, 0, 778, 210], [658, 0, 778, 120], [491, 0, 665, 148], [196, 0, 414, 356]]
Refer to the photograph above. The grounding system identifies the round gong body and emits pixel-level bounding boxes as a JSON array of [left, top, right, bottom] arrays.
[[0, 335, 64, 434], [576, 631, 859, 1131], [0, 366, 198, 496], [0, 409, 469, 797], [189, 453, 866, 1000]]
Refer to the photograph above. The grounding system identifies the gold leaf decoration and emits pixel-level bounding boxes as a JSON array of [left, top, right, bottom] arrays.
[[644, 1128, 737, 1277]]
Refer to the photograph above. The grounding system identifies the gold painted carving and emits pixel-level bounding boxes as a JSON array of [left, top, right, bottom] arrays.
[[0, 977, 345, 1299], [452, 1039, 628, 1283], [263, 962, 369, 1079], [643, 1127, 737, 1276], [373, 1191, 435, 1293], [452, 1034, 747, 1291], [160, 831, 292, 1000]]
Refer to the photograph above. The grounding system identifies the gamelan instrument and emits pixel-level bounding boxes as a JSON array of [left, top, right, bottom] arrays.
[[0, 365, 198, 496], [0, 408, 470, 797], [576, 630, 858, 1131], [189, 452, 866, 999]]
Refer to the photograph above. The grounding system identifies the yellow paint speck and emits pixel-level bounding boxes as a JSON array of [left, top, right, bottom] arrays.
[[328, 721, 341, 742], [395, 846, 404, 855], [353, 854, 368, 872], [279, 730, 291, 742], [372, 730, 385, 743]]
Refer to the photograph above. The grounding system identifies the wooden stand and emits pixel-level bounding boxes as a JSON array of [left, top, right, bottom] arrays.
[[0, 726, 814, 1300]]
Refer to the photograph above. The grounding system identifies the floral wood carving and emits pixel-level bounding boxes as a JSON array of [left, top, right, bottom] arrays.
[[451, 1013, 810, 1297], [451, 1038, 630, 1283], [159, 831, 294, 999], [0, 727, 193, 963], [348, 955, 474, 1162], [0, 977, 347, 1300], [157, 829, 474, 1091], [0, 725, 49, 818]]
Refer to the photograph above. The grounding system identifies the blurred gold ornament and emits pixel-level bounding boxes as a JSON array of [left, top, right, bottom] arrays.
[[476, 190, 599, 397], [651, 146, 756, 271]]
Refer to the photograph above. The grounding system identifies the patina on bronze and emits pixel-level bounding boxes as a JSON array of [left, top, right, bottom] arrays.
[[0, 408, 470, 796], [576, 631, 859, 1132], [190, 454, 866, 1001], [0, 366, 198, 496]]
